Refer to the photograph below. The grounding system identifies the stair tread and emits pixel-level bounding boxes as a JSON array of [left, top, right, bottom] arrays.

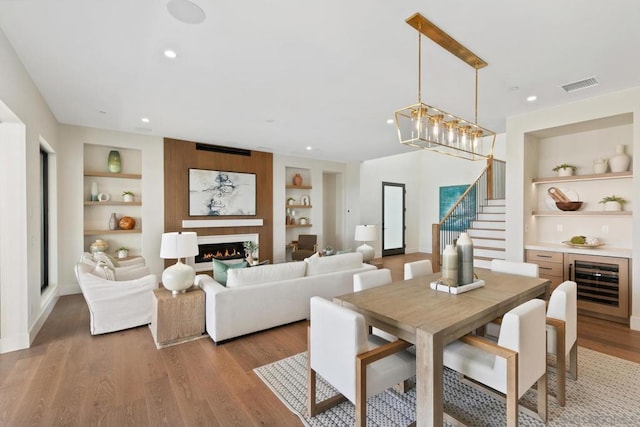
[[474, 246, 506, 251], [470, 236, 505, 241], [468, 228, 506, 231]]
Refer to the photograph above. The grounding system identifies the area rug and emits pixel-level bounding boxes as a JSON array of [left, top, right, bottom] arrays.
[[254, 347, 640, 426]]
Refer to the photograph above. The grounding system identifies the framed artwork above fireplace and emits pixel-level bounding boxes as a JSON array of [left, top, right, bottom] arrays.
[[189, 168, 256, 216]]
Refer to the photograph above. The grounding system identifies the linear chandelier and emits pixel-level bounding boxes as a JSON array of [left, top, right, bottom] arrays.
[[394, 13, 496, 161]]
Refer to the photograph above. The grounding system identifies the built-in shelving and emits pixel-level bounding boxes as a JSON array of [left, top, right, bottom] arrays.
[[286, 224, 312, 228], [532, 171, 632, 185], [532, 211, 632, 217], [84, 171, 142, 180], [285, 184, 312, 190], [84, 201, 142, 206], [285, 204, 312, 209], [84, 229, 142, 236]]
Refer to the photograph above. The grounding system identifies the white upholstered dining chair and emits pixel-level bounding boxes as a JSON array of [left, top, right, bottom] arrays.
[[444, 299, 547, 427], [403, 259, 433, 280], [546, 280, 578, 406], [307, 297, 416, 427], [491, 259, 539, 277], [353, 269, 396, 342]]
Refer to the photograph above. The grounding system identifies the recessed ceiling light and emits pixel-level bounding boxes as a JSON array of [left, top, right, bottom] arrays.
[[164, 49, 177, 59], [306, 146, 312, 151], [167, 0, 206, 24], [527, 95, 537, 102], [386, 119, 394, 124], [141, 117, 150, 123], [99, 110, 107, 114]]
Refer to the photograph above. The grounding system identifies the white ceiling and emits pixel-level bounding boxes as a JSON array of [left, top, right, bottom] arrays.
[[1, 0, 639, 162]]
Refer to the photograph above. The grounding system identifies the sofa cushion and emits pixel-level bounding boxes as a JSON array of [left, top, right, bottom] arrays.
[[226, 261, 307, 288], [213, 259, 249, 286], [305, 252, 364, 276]]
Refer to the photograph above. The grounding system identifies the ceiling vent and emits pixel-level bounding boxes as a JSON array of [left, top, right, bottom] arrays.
[[561, 77, 599, 93]]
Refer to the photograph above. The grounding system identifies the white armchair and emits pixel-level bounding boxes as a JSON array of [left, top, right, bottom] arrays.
[[546, 280, 578, 406], [74, 262, 159, 335], [444, 299, 547, 427], [307, 297, 415, 427], [403, 259, 433, 280]]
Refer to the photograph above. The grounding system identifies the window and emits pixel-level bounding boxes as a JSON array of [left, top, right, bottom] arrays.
[[40, 147, 49, 292]]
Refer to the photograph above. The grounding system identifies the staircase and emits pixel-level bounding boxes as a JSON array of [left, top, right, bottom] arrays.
[[467, 199, 506, 269]]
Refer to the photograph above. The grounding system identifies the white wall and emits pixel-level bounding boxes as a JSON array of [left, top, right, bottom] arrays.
[[359, 147, 494, 258], [0, 28, 59, 352], [58, 125, 164, 294], [506, 86, 640, 330]]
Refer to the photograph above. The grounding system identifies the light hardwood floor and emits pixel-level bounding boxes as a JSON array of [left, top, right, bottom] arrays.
[[2, 253, 639, 426]]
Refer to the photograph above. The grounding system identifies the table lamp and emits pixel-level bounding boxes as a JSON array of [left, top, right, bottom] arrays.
[[160, 231, 199, 295], [355, 225, 377, 263]]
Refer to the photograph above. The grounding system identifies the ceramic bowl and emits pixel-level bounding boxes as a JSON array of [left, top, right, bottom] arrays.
[[555, 201, 583, 211]]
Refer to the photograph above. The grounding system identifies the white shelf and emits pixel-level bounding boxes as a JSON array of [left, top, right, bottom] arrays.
[[532, 211, 631, 217], [532, 171, 631, 185]]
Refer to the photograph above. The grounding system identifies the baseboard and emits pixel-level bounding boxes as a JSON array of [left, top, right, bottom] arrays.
[[630, 315, 640, 331]]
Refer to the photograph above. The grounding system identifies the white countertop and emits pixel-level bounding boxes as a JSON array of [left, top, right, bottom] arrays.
[[525, 243, 632, 258]]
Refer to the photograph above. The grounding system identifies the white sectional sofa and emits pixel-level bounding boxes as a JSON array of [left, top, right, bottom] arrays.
[[195, 252, 377, 343]]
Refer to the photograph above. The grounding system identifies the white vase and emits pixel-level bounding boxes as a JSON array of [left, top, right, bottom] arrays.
[[557, 167, 573, 177], [604, 201, 622, 211], [90, 182, 99, 201], [609, 145, 630, 173], [123, 194, 134, 202], [441, 244, 458, 286], [593, 159, 608, 174], [456, 233, 474, 286]]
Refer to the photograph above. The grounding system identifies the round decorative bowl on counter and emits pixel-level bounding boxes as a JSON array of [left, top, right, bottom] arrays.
[[555, 201, 583, 211]]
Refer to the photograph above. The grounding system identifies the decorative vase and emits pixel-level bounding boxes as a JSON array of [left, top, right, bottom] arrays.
[[604, 201, 622, 211], [593, 158, 608, 174], [557, 167, 573, 177], [456, 232, 474, 286], [90, 239, 108, 253], [109, 212, 118, 230], [441, 244, 458, 286], [90, 182, 99, 201], [293, 173, 303, 186], [118, 216, 136, 230], [609, 145, 630, 173], [108, 150, 122, 173]]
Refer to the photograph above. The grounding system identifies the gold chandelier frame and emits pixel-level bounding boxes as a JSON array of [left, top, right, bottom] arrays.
[[394, 13, 496, 161]]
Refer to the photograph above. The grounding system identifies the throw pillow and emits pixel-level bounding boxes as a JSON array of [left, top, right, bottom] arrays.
[[93, 261, 116, 281], [213, 259, 248, 286], [93, 252, 120, 268]]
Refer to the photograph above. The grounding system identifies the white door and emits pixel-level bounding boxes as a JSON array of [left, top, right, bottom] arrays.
[[382, 182, 405, 256]]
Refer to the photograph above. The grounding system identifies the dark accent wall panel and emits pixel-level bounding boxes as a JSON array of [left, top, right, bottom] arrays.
[[164, 138, 274, 267]]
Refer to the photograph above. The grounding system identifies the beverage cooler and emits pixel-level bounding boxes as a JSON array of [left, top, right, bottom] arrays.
[[565, 253, 629, 322]]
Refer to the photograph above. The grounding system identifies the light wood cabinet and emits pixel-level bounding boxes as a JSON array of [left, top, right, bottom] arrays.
[[527, 249, 630, 323]]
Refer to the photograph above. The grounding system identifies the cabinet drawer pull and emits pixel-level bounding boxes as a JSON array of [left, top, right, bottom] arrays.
[[539, 267, 552, 271], [536, 255, 552, 258]]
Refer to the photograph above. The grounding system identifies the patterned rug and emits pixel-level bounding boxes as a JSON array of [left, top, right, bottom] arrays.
[[254, 347, 640, 426]]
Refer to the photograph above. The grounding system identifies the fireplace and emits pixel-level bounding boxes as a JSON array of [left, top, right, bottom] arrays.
[[187, 233, 258, 272]]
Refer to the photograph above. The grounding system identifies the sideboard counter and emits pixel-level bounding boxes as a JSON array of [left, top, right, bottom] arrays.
[[525, 243, 632, 259]]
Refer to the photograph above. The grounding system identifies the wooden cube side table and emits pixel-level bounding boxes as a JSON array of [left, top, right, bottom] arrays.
[[150, 287, 206, 349]]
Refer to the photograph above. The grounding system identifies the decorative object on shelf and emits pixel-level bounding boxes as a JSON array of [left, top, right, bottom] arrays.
[[118, 216, 136, 230], [243, 240, 259, 264], [609, 144, 631, 173], [599, 195, 626, 211], [107, 150, 122, 173], [441, 243, 458, 285], [116, 247, 129, 258], [552, 163, 577, 177], [324, 246, 335, 256], [97, 192, 111, 202], [90, 182, 99, 201], [89, 239, 108, 253], [108, 212, 118, 230], [189, 169, 256, 216], [292, 173, 303, 186], [545, 187, 579, 211], [287, 197, 296, 205], [456, 232, 474, 285], [160, 231, 199, 295], [299, 217, 309, 225], [122, 191, 135, 202], [593, 158, 608, 174], [354, 224, 377, 263], [394, 13, 496, 161], [301, 195, 310, 205], [555, 201, 583, 211]]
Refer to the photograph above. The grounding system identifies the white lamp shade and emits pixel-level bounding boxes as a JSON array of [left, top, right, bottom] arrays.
[[160, 232, 199, 259], [354, 225, 377, 242]]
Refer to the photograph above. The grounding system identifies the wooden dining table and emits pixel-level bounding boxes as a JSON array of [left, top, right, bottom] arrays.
[[333, 269, 549, 427]]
